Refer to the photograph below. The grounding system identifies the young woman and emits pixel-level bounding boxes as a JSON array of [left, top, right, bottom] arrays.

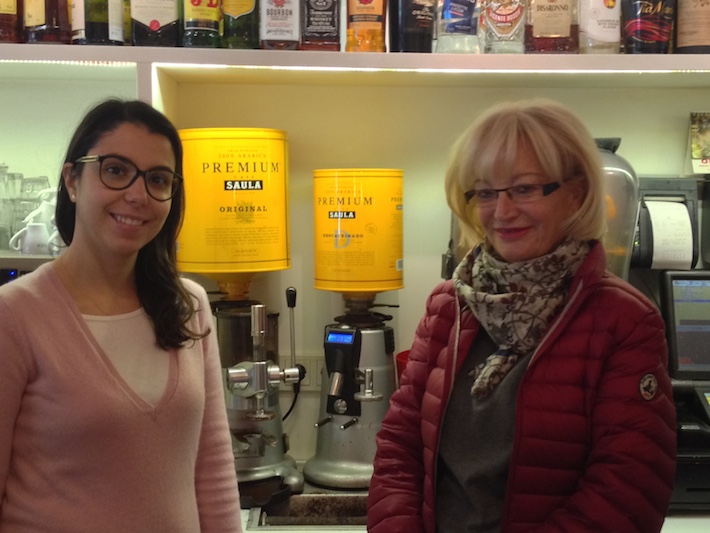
[[367, 99, 676, 533], [0, 100, 242, 532]]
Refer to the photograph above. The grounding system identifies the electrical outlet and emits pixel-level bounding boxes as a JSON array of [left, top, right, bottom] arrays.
[[278, 354, 325, 392]]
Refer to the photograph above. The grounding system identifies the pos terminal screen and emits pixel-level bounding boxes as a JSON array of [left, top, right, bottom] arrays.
[[662, 271, 710, 379]]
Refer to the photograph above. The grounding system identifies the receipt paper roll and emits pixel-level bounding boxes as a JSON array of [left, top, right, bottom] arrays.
[[645, 200, 693, 270]]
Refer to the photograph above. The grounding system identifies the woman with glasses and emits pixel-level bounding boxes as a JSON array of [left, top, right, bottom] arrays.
[[367, 99, 676, 533], [0, 99, 242, 532]]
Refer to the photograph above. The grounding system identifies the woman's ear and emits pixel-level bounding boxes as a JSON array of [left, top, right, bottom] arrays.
[[62, 162, 78, 202]]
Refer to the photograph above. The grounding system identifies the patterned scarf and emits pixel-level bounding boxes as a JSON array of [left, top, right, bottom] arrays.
[[453, 239, 590, 399]]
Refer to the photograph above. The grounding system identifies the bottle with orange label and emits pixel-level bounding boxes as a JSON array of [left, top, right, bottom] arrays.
[[345, 0, 386, 51]]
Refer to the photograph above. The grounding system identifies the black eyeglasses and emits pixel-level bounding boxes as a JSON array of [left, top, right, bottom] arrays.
[[464, 182, 561, 205], [74, 154, 182, 201]]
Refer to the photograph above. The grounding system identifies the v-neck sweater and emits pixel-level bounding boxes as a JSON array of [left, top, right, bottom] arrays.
[[0, 263, 242, 532]]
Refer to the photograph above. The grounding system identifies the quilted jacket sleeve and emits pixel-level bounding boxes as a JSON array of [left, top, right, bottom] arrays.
[[367, 282, 455, 533], [509, 282, 677, 533]]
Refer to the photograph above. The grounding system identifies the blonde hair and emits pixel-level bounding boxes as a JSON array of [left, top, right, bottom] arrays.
[[445, 99, 607, 251]]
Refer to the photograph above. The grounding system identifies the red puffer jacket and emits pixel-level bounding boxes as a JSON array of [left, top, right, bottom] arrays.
[[367, 243, 677, 533]]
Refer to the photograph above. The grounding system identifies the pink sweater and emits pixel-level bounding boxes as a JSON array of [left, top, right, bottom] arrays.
[[0, 263, 242, 532]]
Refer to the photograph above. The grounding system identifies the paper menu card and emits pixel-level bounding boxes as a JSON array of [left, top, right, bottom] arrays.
[[689, 112, 710, 174]]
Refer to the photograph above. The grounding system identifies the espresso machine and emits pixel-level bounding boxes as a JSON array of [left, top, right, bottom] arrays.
[[305, 168, 404, 489]]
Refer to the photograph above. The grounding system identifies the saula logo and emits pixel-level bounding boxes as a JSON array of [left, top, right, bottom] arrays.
[[329, 211, 356, 219], [224, 180, 264, 191]]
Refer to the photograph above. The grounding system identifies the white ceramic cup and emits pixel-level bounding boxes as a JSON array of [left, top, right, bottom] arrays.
[[8, 222, 50, 255]]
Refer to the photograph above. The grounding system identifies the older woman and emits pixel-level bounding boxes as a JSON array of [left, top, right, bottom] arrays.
[[367, 99, 676, 533]]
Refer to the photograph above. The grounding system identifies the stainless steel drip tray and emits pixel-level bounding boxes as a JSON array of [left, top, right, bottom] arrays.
[[246, 492, 368, 530]]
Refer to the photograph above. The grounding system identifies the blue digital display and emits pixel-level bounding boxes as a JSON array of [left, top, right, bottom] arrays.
[[326, 331, 354, 344]]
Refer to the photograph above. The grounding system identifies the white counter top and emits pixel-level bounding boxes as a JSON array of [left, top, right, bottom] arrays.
[[241, 510, 710, 532]]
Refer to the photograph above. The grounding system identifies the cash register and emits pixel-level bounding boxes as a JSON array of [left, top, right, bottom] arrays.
[[660, 270, 710, 510]]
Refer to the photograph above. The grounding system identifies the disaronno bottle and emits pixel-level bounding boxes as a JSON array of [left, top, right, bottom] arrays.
[[345, 0, 386, 51], [524, 0, 578, 53], [483, 0, 524, 52]]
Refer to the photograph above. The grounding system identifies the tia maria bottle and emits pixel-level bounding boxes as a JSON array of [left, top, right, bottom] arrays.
[[130, 0, 181, 46]]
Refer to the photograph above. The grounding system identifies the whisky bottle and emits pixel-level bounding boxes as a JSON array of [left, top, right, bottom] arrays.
[[345, 0, 386, 51], [130, 0, 181, 46], [222, 0, 259, 48], [0, 0, 22, 42], [482, 0, 524, 53], [301, 0, 340, 50], [183, 0, 220, 46], [259, 0, 300, 49], [390, 0, 435, 52], [24, 0, 71, 42], [72, 0, 124, 44], [524, 0, 578, 53]]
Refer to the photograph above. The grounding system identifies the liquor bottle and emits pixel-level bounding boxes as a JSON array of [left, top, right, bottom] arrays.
[[72, 0, 125, 44], [222, 0, 259, 48], [579, 0, 619, 53], [435, 0, 480, 53], [482, 0, 524, 52], [301, 0, 340, 50], [390, 0, 435, 52], [0, 0, 22, 42], [345, 0, 386, 51], [123, 0, 132, 43], [24, 0, 71, 42], [621, 0, 675, 53], [183, 0, 220, 46], [675, 0, 710, 53], [130, 0, 181, 46], [524, 0, 579, 53], [259, 0, 299, 49]]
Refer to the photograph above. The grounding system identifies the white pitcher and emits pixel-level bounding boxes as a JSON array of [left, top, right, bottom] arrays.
[[8, 222, 50, 255]]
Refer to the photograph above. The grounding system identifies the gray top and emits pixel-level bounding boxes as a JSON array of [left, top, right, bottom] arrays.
[[436, 331, 532, 533]]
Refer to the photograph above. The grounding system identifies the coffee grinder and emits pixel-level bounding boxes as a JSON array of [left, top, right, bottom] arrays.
[[175, 127, 304, 506], [213, 286, 305, 506], [304, 168, 404, 489]]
